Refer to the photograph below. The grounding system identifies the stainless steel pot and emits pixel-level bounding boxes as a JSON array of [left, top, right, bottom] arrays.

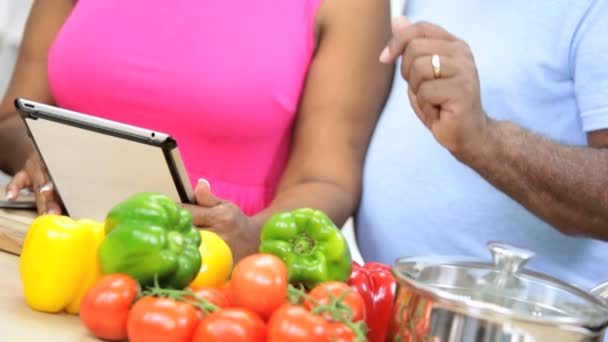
[[390, 242, 608, 342]]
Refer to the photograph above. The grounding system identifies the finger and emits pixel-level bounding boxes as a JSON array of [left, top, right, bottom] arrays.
[[181, 203, 216, 227], [406, 54, 458, 93], [34, 191, 47, 215], [408, 87, 432, 129], [31, 174, 52, 215], [194, 178, 223, 207], [401, 38, 458, 81], [39, 182, 53, 195], [29, 168, 50, 194], [38, 183, 62, 215], [379, 16, 411, 62], [418, 100, 441, 126], [34, 183, 56, 215], [45, 200, 62, 215], [409, 86, 440, 128], [5, 171, 31, 201], [380, 18, 457, 63], [417, 78, 456, 107]]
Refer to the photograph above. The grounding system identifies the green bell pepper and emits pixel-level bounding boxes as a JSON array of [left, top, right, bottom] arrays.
[[99, 192, 201, 289], [259, 208, 352, 289]]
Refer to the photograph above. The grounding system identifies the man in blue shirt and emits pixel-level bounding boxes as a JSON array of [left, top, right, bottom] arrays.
[[357, 0, 608, 291]]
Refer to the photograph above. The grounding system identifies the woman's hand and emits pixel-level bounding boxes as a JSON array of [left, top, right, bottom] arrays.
[[5, 153, 62, 215], [379, 17, 490, 159], [182, 180, 261, 263]]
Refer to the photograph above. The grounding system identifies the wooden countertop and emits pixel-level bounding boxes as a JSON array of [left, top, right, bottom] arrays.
[[0, 187, 36, 255], [0, 251, 98, 341], [0, 203, 98, 341]]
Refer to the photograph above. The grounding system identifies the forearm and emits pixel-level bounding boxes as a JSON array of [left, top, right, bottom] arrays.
[[0, 115, 33, 174], [0, 0, 78, 175], [252, 181, 355, 230], [458, 119, 608, 239]]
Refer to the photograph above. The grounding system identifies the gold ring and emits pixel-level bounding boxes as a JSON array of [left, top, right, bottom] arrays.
[[431, 54, 441, 78]]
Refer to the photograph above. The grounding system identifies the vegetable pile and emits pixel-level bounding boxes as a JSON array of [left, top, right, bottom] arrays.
[[19, 192, 399, 341]]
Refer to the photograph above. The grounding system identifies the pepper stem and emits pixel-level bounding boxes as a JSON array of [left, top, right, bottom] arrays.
[[293, 233, 315, 255]]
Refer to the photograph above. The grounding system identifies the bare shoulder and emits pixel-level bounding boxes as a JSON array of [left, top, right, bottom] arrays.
[[18, 0, 76, 58]]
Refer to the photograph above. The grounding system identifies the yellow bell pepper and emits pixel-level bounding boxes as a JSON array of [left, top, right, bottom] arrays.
[[19, 215, 105, 314], [189, 230, 233, 288]]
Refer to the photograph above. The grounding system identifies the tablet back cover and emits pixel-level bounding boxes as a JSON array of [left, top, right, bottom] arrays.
[[24, 116, 186, 221]]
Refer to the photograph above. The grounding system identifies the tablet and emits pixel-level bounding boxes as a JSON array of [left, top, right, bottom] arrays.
[[0, 189, 36, 210], [14, 98, 194, 221]]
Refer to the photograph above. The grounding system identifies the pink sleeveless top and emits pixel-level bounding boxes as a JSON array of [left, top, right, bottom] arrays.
[[48, 0, 322, 215]]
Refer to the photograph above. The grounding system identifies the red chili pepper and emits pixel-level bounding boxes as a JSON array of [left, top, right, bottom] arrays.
[[348, 261, 397, 342]]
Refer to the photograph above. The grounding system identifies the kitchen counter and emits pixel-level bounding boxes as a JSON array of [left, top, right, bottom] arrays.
[[0, 250, 98, 341], [0, 206, 34, 255], [0, 187, 35, 255], [0, 207, 98, 341]]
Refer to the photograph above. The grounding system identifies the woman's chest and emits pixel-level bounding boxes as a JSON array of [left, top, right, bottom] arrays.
[[48, 0, 318, 138]]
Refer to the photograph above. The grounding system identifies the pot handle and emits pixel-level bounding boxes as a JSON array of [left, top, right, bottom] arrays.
[[487, 242, 535, 273], [591, 282, 608, 300]]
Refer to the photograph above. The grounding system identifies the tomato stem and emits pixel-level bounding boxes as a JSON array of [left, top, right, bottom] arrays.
[[287, 284, 320, 305], [287, 284, 367, 342], [138, 276, 220, 314]]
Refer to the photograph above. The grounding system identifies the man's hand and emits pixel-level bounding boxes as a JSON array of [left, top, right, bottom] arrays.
[[182, 180, 261, 263], [377, 18, 608, 239], [6, 153, 62, 215], [380, 17, 490, 159]]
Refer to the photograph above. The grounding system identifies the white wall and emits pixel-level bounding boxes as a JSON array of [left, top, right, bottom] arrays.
[[392, 0, 406, 17], [0, 0, 10, 95], [1, 0, 29, 184], [0, 0, 9, 35], [0, 0, 32, 99], [0, 0, 31, 46]]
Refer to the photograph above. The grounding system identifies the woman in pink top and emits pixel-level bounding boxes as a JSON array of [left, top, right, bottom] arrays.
[[0, 0, 392, 260]]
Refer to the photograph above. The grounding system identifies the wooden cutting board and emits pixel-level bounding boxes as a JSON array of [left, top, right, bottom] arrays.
[[0, 188, 36, 256]]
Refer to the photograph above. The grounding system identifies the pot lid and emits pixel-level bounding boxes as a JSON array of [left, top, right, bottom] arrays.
[[392, 242, 608, 328]]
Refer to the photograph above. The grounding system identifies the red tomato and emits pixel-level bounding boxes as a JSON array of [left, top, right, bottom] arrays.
[[267, 305, 329, 342], [305, 282, 366, 322], [327, 323, 356, 342], [231, 254, 287, 319], [192, 308, 266, 342], [218, 282, 234, 306], [127, 297, 199, 342], [189, 286, 230, 309], [79, 274, 139, 341]]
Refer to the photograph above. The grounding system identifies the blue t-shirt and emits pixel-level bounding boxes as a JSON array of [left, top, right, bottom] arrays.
[[357, 0, 608, 291]]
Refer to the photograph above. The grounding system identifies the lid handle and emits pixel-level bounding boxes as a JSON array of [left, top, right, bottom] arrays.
[[591, 281, 608, 300], [487, 242, 535, 273]]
